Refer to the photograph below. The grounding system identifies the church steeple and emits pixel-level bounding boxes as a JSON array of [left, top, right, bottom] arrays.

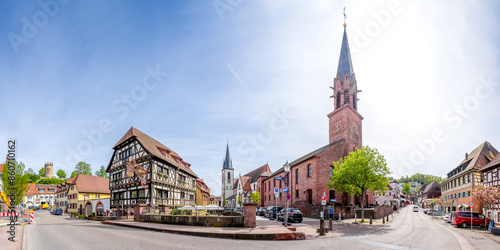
[[327, 11, 363, 150], [222, 141, 233, 169], [331, 17, 359, 112], [337, 27, 354, 84], [221, 140, 235, 207]]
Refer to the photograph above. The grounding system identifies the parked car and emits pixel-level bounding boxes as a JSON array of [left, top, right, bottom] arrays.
[[277, 208, 303, 223], [428, 210, 440, 216], [443, 213, 451, 223], [413, 206, 419, 212], [451, 211, 491, 228], [265, 206, 283, 219], [426, 209, 437, 215], [256, 207, 266, 216], [53, 208, 63, 215]]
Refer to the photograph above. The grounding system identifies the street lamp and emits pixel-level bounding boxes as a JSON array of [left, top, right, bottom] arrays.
[[283, 161, 290, 227]]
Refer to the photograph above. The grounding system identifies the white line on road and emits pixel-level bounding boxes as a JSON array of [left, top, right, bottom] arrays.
[[432, 220, 474, 250]]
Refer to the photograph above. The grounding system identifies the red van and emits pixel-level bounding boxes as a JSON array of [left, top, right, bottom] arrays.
[[451, 211, 491, 228]]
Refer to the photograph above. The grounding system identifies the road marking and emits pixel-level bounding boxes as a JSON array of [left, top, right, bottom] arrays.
[[432, 220, 473, 250], [343, 236, 412, 250]]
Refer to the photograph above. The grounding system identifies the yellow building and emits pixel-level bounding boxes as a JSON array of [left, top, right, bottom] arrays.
[[196, 179, 211, 206], [67, 174, 111, 216]]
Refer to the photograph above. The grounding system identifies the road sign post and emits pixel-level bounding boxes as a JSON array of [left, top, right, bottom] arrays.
[[469, 201, 474, 231]]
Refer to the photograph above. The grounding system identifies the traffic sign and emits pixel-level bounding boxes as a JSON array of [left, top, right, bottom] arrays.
[[321, 189, 327, 201], [469, 201, 475, 208], [322, 200, 326, 205], [274, 177, 284, 180], [328, 208, 335, 214], [286, 193, 291, 200], [282, 187, 288, 193], [330, 199, 336, 203], [274, 187, 279, 194]]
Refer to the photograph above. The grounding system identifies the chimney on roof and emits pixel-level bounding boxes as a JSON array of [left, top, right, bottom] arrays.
[[465, 153, 468, 159]]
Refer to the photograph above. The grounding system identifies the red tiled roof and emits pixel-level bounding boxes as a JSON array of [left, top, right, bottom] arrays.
[[112, 127, 197, 178], [72, 174, 110, 194], [244, 164, 272, 183], [24, 183, 37, 196], [196, 179, 210, 194], [480, 152, 500, 172]]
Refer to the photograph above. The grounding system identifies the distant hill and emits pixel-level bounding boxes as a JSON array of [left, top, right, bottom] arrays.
[[398, 173, 444, 184]]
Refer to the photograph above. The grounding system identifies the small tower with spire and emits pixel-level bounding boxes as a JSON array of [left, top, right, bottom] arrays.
[[328, 8, 364, 153], [221, 140, 234, 206]]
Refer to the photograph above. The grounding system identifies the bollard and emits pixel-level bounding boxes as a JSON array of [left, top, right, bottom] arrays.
[[383, 215, 385, 224], [387, 215, 389, 222], [329, 217, 333, 230], [370, 216, 372, 225], [320, 218, 325, 236]]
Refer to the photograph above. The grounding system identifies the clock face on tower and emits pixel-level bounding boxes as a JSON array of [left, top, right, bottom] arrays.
[[351, 123, 359, 137], [334, 122, 343, 134]]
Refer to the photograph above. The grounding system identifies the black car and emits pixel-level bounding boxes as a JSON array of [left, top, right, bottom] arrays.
[[265, 206, 283, 219], [256, 207, 266, 216], [277, 208, 303, 223]]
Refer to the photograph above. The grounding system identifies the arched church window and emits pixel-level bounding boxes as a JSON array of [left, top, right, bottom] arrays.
[[336, 92, 341, 108], [352, 93, 356, 110], [227, 172, 230, 180], [344, 89, 349, 104]]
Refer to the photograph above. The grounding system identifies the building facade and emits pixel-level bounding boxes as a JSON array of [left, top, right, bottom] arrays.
[[106, 127, 198, 216], [195, 179, 211, 206], [479, 154, 500, 222], [441, 141, 498, 213], [67, 174, 110, 215]]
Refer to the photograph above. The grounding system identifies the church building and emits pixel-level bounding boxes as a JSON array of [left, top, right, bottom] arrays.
[[260, 20, 370, 217]]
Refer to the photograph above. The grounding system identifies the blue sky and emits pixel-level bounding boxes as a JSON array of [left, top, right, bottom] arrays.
[[1, 0, 499, 196]]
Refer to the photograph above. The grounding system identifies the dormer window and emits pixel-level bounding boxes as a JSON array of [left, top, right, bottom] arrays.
[[157, 147, 170, 158]]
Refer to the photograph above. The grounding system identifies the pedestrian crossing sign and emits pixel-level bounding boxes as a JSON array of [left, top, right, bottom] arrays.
[[321, 189, 327, 200]]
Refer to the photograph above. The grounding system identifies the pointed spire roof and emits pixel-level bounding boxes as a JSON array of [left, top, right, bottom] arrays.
[[337, 26, 354, 83], [223, 142, 233, 169]]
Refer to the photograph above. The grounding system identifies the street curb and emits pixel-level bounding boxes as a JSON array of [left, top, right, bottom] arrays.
[[102, 221, 306, 240]]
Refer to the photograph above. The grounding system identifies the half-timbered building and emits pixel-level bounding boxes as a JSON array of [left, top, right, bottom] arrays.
[[106, 127, 198, 216]]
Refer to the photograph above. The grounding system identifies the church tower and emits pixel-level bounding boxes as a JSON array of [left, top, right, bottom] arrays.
[[221, 142, 234, 206], [327, 19, 363, 154]]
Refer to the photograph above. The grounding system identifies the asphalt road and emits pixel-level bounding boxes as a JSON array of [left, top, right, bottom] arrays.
[[24, 208, 465, 250]]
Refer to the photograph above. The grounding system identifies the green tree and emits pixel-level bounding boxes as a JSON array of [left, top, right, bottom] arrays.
[[25, 168, 40, 183], [70, 171, 77, 178], [94, 165, 108, 178], [222, 197, 227, 207], [74, 161, 92, 176], [1, 160, 30, 206], [403, 183, 411, 195], [251, 191, 261, 204], [39, 167, 45, 177], [237, 195, 242, 207], [37, 177, 65, 185], [327, 146, 391, 222], [56, 169, 67, 179]]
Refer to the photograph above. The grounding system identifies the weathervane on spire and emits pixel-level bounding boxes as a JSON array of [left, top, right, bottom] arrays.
[[343, 7, 347, 27]]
